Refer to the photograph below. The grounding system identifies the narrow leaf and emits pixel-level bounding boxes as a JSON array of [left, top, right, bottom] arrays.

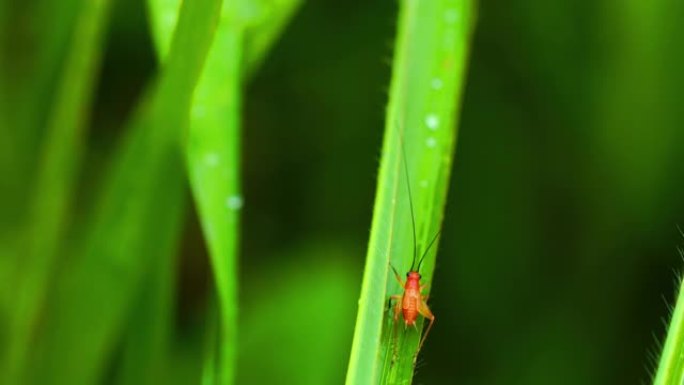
[[147, 0, 301, 383], [185, 4, 243, 384], [147, 0, 302, 78], [346, 1, 475, 384]]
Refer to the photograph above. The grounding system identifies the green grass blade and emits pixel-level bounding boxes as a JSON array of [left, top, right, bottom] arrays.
[[0, 0, 112, 383], [185, 4, 243, 384], [346, 1, 475, 384], [148, 1, 243, 383], [148, 0, 301, 77], [147, 1, 301, 383], [27, 0, 224, 383], [147, 0, 180, 60], [654, 259, 684, 385]]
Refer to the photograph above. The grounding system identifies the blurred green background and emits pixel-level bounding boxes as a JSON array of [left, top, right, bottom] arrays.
[[2, 0, 684, 384]]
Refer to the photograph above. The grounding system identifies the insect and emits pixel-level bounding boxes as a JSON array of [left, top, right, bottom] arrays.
[[388, 136, 441, 363]]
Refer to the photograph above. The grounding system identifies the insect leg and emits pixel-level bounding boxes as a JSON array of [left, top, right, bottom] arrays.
[[414, 296, 435, 363], [389, 263, 404, 287]]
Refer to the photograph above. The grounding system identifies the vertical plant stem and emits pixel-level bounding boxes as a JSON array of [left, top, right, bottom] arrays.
[[346, 0, 475, 384]]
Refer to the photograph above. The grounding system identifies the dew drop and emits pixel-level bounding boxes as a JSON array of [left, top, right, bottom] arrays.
[[163, 12, 177, 27], [445, 9, 460, 24], [226, 195, 243, 211], [204, 153, 219, 167], [425, 114, 440, 130], [431, 78, 443, 90], [426, 137, 437, 148]]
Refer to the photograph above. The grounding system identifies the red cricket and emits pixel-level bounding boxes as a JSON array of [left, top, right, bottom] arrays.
[[388, 136, 440, 363]]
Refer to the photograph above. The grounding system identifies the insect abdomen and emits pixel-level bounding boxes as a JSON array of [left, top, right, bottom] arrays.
[[402, 278, 421, 325], [402, 306, 418, 325]]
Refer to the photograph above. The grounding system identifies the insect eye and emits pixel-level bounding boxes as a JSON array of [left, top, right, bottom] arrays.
[[406, 272, 410, 277]]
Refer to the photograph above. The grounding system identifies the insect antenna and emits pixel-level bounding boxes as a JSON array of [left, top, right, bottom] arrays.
[[398, 133, 419, 272], [416, 229, 441, 272]]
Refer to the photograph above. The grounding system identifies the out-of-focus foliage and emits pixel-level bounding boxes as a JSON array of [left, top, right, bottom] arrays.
[[1, 0, 683, 384]]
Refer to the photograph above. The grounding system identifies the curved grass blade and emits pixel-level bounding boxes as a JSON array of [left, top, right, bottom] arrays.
[[148, 1, 243, 384], [148, 0, 302, 79], [0, 0, 112, 383], [185, 5, 244, 384], [346, 1, 475, 384], [27, 0, 224, 383], [147, 1, 301, 383]]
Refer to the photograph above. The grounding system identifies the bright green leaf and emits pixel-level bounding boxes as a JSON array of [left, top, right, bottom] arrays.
[[346, 1, 475, 384]]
